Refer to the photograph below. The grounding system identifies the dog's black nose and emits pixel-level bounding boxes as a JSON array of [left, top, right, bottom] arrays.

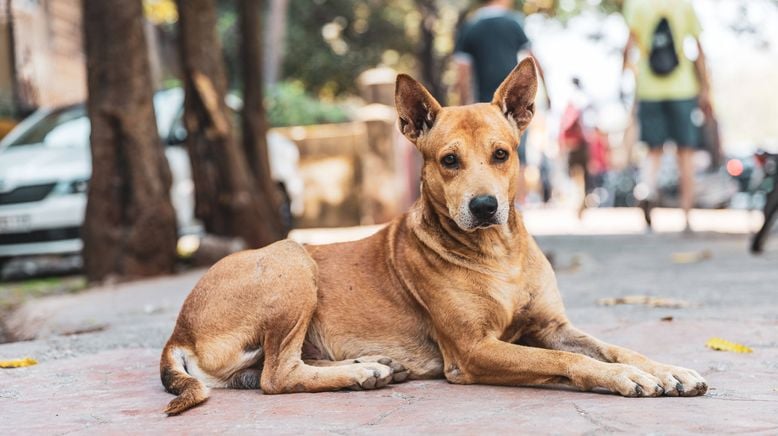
[[469, 195, 498, 221]]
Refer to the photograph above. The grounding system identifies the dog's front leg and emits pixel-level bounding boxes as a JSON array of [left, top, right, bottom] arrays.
[[443, 337, 665, 397], [529, 322, 708, 396]]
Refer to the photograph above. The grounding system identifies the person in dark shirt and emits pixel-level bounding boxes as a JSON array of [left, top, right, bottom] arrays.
[[454, 0, 550, 204], [453, 0, 550, 105]]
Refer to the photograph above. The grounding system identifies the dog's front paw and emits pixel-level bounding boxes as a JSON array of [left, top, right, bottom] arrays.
[[646, 364, 708, 397], [348, 363, 394, 390], [604, 364, 665, 397], [354, 356, 409, 383]]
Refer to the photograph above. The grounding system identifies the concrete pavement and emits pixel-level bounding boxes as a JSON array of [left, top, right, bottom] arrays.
[[1, 208, 777, 434]]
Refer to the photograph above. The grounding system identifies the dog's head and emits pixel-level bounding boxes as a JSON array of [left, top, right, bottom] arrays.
[[395, 57, 538, 232]]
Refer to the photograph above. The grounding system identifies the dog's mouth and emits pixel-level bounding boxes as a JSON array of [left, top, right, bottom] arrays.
[[473, 219, 499, 229]]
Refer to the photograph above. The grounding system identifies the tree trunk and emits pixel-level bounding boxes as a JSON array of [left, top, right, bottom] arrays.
[[418, 0, 445, 103], [239, 0, 287, 237], [263, 0, 289, 88], [82, 0, 178, 282], [176, 0, 281, 248]]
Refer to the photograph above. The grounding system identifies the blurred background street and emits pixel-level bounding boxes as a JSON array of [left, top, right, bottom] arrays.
[[1, 0, 777, 284]]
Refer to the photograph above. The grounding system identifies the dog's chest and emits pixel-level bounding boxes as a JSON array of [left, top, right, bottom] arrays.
[[482, 266, 533, 334]]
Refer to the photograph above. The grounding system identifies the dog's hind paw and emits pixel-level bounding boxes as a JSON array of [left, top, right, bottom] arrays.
[[355, 356, 409, 383], [348, 363, 394, 390]]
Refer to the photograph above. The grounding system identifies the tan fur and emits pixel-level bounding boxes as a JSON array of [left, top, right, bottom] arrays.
[[160, 58, 707, 415]]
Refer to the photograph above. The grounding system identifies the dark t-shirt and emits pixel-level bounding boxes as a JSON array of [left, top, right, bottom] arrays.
[[454, 8, 530, 102]]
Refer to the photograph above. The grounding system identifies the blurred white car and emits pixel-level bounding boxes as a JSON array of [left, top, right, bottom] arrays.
[[0, 88, 303, 264]]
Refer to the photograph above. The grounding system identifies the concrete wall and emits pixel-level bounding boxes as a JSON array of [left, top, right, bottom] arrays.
[[4, 0, 86, 113]]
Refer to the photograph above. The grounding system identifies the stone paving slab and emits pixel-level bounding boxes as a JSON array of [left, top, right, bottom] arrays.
[[2, 318, 776, 434]]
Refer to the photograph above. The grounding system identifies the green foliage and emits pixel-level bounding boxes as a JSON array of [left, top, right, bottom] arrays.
[[265, 81, 350, 127], [283, 0, 416, 97], [0, 276, 87, 310], [518, 0, 623, 19], [217, 0, 241, 90]]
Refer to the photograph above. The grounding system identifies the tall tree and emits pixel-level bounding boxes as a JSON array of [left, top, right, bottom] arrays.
[[82, 0, 178, 281], [176, 0, 281, 247], [417, 0, 445, 102], [263, 0, 290, 88], [238, 0, 287, 236]]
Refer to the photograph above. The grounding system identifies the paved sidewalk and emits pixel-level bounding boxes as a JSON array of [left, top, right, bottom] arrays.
[[1, 208, 777, 434]]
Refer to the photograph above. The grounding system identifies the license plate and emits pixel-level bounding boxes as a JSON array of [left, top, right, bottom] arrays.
[[0, 215, 32, 233]]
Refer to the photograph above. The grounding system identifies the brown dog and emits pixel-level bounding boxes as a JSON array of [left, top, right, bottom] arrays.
[[160, 58, 707, 415]]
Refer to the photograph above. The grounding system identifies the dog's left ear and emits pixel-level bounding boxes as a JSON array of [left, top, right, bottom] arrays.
[[395, 74, 441, 143], [492, 57, 538, 133]]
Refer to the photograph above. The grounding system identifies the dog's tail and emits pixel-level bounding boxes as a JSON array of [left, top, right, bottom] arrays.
[[160, 343, 209, 416]]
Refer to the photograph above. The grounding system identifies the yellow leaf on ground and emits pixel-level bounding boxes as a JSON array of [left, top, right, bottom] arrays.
[[705, 338, 753, 353], [672, 250, 713, 264], [0, 357, 38, 368]]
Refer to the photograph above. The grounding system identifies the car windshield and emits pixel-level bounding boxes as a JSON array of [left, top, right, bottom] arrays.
[[5, 106, 87, 148], [1, 88, 185, 149]]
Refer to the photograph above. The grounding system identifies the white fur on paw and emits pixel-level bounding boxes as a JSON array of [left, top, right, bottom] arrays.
[[354, 356, 409, 383], [348, 363, 393, 390], [610, 364, 664, 397]]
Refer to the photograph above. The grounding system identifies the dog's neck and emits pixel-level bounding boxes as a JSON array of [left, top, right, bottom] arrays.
[[406, 188, 524, 271]]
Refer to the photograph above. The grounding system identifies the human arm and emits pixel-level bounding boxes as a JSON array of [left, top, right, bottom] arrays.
[[686, 1, 711, 112], [452, 20, 474, 106], [454, 57, 474, 105], [693, 38, 712, 113], [622, 31, 636, 73]]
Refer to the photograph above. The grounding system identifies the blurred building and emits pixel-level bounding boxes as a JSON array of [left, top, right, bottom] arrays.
[[0, 0, 86, 121]]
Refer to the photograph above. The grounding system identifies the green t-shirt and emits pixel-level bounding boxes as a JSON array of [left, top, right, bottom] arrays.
[[624, 0, 702, 101]]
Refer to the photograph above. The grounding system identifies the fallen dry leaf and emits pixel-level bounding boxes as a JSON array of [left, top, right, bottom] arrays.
[[672, 250, 713, 264], [705, 337, 753, 353], [0, 357, 38, 368], [597, 295, 692, 308], [61, 324, 108, 336]]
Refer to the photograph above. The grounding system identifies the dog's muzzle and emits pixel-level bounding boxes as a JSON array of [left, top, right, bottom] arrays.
[[469, 195, 499, 226]]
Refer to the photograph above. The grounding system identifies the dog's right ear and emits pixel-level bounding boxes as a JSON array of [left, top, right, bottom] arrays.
[[492, 57, 538, 133], [395, 74, 441, 143]]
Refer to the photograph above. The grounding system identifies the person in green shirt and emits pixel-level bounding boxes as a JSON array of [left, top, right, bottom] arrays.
[[622, 0, 712, 232]]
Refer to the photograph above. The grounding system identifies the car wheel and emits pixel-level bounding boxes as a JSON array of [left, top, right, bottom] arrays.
[[0, 258, 9, 280]]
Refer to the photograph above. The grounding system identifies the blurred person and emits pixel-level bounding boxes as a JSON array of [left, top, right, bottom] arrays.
[[587, 126, 611, 190], [622, 0, 712, 232], [559, 77, 595, 216], [751, 150, 778, 254], [453, 0, 550, 205]]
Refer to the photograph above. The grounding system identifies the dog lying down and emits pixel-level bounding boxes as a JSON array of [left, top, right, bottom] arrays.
[[160, 58, 707, 415]]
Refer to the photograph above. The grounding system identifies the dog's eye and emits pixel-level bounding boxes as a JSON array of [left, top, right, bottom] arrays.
[[441, 154, 459, 169], [493, 149, 509, 162]]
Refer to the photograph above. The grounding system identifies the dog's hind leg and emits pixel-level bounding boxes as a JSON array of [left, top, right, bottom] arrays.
[[259, 281, 395, 394]]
